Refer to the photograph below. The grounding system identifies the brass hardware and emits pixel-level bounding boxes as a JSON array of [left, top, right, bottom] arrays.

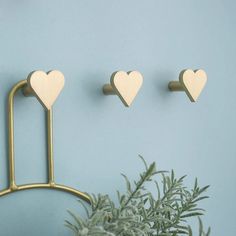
[[168, 81, 184, 91], [103, 71, 143, 107], [0, 77, 90, 203], [23, 70, 65, 110], [103, 84, 116, 95], [22, 84, 34, 96], [168, 69, 207, 102]]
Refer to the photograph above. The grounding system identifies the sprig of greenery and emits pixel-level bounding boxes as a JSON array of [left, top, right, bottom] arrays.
[[66, 156, 210, 236]]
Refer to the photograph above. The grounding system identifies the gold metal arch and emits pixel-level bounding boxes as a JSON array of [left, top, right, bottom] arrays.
[[0, 79, 90, 204]]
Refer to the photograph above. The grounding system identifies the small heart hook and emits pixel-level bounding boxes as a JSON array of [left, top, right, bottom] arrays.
[[168, 69, 207, 102], [22, 70, 65, 110], [103, 71, 143, 107]]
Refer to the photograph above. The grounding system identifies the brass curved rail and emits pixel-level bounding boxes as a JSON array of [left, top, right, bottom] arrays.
[[0, 80, 90, 203]]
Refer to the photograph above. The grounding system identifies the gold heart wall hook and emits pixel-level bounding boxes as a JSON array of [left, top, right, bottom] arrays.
[[23, 70, 65, 110], [168, 69, 207, 102], [103, 71, 143, 107]]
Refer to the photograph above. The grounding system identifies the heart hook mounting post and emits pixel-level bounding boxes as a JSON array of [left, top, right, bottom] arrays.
[[103, 84, 116, 95], [168, 69, 207, 102], [22, 84, 34, 96], [168, 81, 184, 91]]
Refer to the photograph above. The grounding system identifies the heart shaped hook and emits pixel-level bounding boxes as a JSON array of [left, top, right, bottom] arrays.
[[168, 69, 207, 102], [23, 70, 65, 110], [103, 71, 143, 107]]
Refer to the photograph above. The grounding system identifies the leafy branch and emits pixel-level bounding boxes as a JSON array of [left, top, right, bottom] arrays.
[[66, 156, 210, 236]]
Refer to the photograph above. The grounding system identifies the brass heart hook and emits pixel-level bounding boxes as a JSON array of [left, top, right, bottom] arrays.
[[168, 69, 207, 102], [22, 70, 65, 110], [103, 71, 143, 107]]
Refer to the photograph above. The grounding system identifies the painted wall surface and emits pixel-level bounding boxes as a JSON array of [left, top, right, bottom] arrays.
[[0, 1, 235, 235]]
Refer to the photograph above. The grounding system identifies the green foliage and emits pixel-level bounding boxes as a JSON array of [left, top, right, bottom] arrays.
[[66, 156, 210, 236]]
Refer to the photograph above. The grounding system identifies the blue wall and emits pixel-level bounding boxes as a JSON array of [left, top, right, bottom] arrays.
[[0, 0, 235, 235]]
